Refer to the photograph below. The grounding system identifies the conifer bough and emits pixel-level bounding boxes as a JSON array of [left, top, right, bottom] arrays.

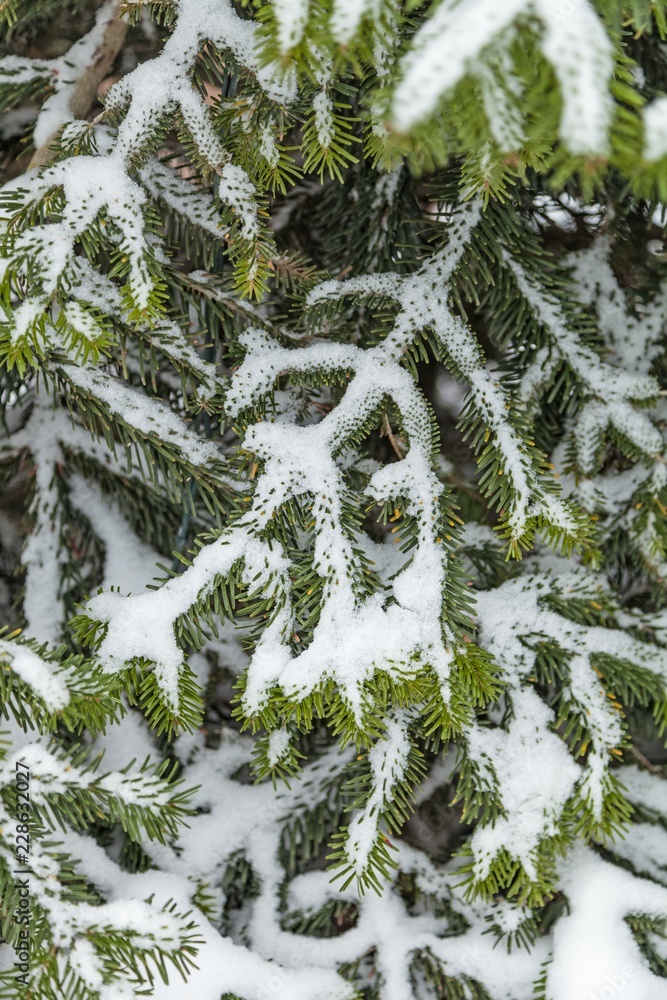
[[0, 1, 666, 998]]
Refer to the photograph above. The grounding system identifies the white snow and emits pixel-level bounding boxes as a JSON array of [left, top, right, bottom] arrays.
[[330, 0, 382, 44], [345, 712, 411, 876], [267, 726, 291, 767], [0, 639, 70, 710], [65, 366, 221, 469], [391, 0, 525, 133], [468, 689, 579, 880], [2, 9, 666, 995], [548, 848, 667, 1000], [644, 96, 667, 161], [312, 89, 335, 149], [15, 391, 67, 644], [536, 0, 613, 155], [273, 0, 311, 53]]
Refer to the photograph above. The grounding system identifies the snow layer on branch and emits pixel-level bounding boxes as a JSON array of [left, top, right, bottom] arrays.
[[536, 0, 613, 155], [549, 237, 667, 577], [505, 251, 663, 473], [70, 475, 160, 594], [16, 392, 67, 644], [390, 0, 613, 155], [0, 0, 291, 349], [34, 1, 120, 148], [139, 159, 226, 238], [505, 253, 659, 402], [476, 42, 525, 152], [308, 203, 577, 541], [87, 207, 501, 719], [476, 558, 666, 682], [141, 732, 552, 1000], [568, 235, 667, 375], [143, 735, 356, 999], [273, 0, 311, 53], [575, 399, 663, 472], [88, 339, 451, 715], [345, 711, 411, 876], [547, 847, 667, 1000], [0, 733, 198, 999], [0, 640, 70, 710], [6, 154, 153, 312], [272, 0, 387, 52], [9, 712, 663, 1000], [106, 0, 293, 161], [66, 366, 221, 468], [2, 380, 209, 679], [6, 741, 174, 816], [621, 764, 667, 816], [468, 688, 578, 880], [468, 557, 666, 876], [140, 160, 258, 240], [90, 306, 454, 719], [6, 380, 158, 484], [83, 203, 581, 726], [67, 255, 216, 391], [610, 821, 667, 885], [331, 0, 382, 43], [88, 531, 290, 710], [391, 0, 525, 132], [217, 162, 259, 238]]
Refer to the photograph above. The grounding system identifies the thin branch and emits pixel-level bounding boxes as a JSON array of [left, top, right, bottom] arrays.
[[382, 411, 405, 460], [629, 744, 663, 776]]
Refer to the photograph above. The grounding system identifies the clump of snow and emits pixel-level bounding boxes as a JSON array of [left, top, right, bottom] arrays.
[[267, 726, 291, 767], [273, 0, 311, 53], [0, 640, 69, 711], [644, 96, 667, 161], [218, 162, 259, 238], [468, 689, 579, 880], [330, 0, 381, 44], [313, 90, 335, 148]]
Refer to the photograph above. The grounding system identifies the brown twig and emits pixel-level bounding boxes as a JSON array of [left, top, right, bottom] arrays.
[[28, 6, 129, 171], [382, 412, 405, 460], [629, 744, 663, 776]]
